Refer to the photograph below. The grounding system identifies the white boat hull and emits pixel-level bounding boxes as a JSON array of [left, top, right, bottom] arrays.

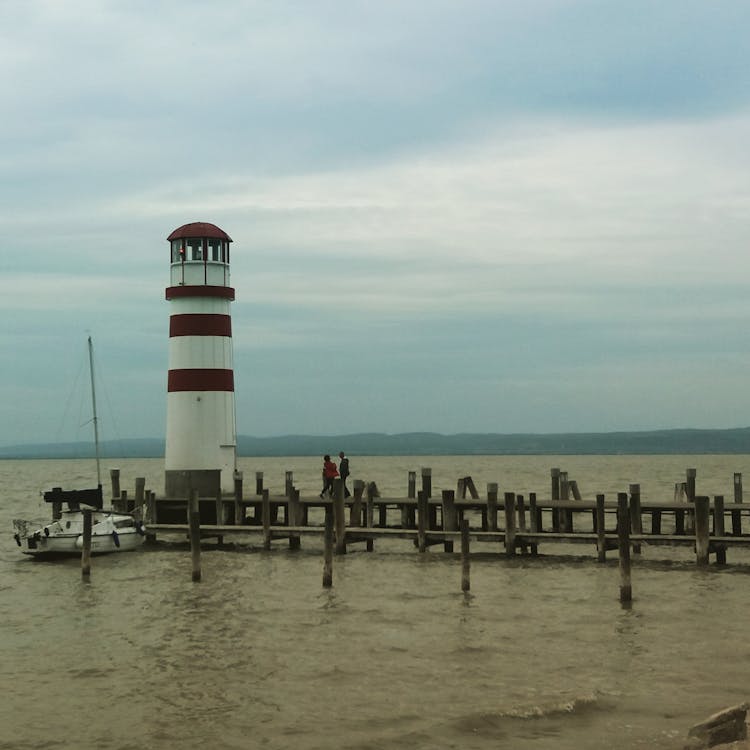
[[13, 510, 146, 557]]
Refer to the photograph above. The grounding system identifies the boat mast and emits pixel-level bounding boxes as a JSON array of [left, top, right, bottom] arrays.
[[87, 335, 101, 487]]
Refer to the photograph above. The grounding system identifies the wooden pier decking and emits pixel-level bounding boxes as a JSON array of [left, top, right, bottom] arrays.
[[115, 467, 750, 567]]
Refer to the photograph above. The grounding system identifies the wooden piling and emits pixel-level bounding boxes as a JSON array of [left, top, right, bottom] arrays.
[[685, 468, 697, 534], [261, 489, 271, 550], [504, 491, 516, 556], [442, 490, 457, 553], [145, 491, 156, 542], [596, 494, 606, 562], [486, 483, 498, 532], [323, 506, 333, 587], [694, 495, 710, 566], [551, 468, 561, 531], [417, 491, 427, 553], [233, 471, 244, 526], [135, 477, 145, 514], [617, 493, 632, 603], [189, 490, 201, 582], [404, 471, 416, 527], [81, 508, 92, 578], [560, 471, 571, 532], [288, 488, 301, 550], [629, 483, 642, 554], [255, 471, 264, 496], [350, 480, 364, 528], [333, 478, 346, 555], [714, 495, 726, 565], [732, 473, 743, 536], [365, 482, 375, 551], [110, 468, 120, 503], [516, 494, 527, 532], [285, 471, 294, 497], [460, 519, 470, 592]]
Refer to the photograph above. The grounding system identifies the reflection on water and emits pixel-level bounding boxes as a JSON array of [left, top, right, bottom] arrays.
[[2, 455, 750, 749]]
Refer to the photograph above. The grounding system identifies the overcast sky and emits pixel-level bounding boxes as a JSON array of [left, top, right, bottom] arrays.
[[3, 0, 750, 447]]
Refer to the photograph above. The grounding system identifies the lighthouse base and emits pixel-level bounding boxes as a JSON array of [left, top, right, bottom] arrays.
[[165, 469, 221, 501]]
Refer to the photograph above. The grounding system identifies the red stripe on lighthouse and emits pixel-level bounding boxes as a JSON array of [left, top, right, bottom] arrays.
[[170, 314, 232, 337], [166, 285, 235, 300], [168, 369, 235, 392]]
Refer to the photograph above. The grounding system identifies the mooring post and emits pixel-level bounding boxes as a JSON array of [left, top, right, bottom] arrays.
[[365, 482, 375, 551], [686, 468, 697, 534], [145, 490, 156, 531], [516, 494, 527, 532], [323, 506, 333, 588], [421, 467, 433, 531], [629, 483, 642, 555], [285, 471, 294, 497], [551, 468, 561, 531], [405, 470, 417, 527], [694, 495, 710, 566], [288, 488, 301, 550], [110, 468, 120, 503], [714, 495, 726, 564], [560, 471, 571, 532], [189, 489, 201, 582], [255, 471, 264, 496], [350, 480, 364, 528], [135, 477, 145, 516], [596, 494, 606, 562], [261, 489, 271, 550], [486, 483, 499, 532], [417, 491, 427, 553], [732, 473, 743, 536], [442, 490, 457, 553], [504, 491, 516, 556], [617, 493, 632, 603], [233, 471, 244, 526], [333, 478, 346, 555], [460, 519, 470, 592], [81, 507, 92, 578]]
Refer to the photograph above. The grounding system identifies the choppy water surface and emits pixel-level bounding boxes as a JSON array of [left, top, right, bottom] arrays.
[[3, 455, 750, 750]]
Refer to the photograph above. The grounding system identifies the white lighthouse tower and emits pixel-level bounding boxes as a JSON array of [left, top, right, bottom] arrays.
[[164, 221, 237, 499]]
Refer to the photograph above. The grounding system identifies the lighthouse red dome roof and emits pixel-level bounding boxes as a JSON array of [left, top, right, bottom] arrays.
[[167, 222, 232, 242]]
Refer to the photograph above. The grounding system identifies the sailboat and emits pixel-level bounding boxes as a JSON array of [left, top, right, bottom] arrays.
[[12, 337, 146, 557]]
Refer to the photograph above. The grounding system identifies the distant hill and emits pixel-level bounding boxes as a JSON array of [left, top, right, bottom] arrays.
[[2, 428, 750, 459]]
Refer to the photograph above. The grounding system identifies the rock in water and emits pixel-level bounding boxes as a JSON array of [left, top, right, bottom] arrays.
[[687, 703, 748, 748]]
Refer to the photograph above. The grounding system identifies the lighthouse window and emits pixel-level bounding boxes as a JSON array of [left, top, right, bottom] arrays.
[[186, 238, 203, 261], [171, 240, 183, 263], [208, 238, 221, 261]]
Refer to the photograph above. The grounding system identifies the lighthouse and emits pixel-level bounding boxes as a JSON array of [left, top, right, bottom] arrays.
[[164, 221, 237, 499]]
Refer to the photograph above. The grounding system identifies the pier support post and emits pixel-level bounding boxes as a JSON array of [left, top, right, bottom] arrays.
[[516, 495, 527, 532], [285, 471, 294, 497], [365, 482, 376, 551], [714, 495, 726, 564], [596, 494, 606, 562], [404, 471, 416, 527], [261, 489, 271, 550], [560, 471, 571, 532], [333, 478, 346, 555], [323, 506, 333, 588], [504, 491, 516, 556], [135, 477, 145, 515], [233, 471, 244, 526], [460, 519, 470, 592], [695, 495, 710, 566], [551, 468, 561, 531], [110, 468, 120, 503], [617, 493, 632, 603], [686, 468, 697, 534], [81, 508, 92, 578], [288, 488, 301, 550], [442, 490, 457, 553], [255, 472, 264, 496], [417, 491, 427, 553], [732, 473, 743, 536], [189, 489, 201, 582], [486, 483, 498, 532], [629, 484, 642, 555], [350, 480, 364, 528]]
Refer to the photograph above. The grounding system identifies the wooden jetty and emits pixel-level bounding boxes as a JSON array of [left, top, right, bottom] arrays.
[[111, 467, 750, 567]]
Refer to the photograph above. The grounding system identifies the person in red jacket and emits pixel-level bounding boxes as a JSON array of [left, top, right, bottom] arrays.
[[320, 455, 339, 497]]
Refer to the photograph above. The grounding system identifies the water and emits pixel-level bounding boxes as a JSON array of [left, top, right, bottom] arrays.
[[3, 455, 750, 750]]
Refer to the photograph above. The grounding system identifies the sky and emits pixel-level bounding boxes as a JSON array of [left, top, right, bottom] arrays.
[[3, 0, 750, 447]]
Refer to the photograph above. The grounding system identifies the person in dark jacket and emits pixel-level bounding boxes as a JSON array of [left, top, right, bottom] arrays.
[[338, 451, 351, 497]]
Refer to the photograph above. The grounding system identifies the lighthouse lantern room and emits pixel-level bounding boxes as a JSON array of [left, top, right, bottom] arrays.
[[164, 221, 237, 500]]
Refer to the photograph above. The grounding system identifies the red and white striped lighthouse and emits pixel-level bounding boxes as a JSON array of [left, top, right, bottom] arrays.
[[164, 221, 237, 499]]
